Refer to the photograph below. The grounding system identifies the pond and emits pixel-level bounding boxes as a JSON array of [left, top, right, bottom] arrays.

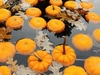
[[0, 0, 100, 75]]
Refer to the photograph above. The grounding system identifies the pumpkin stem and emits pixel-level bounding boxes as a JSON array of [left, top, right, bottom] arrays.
[[34, 53, 42, 62], [62, 36, 66, 54], [52, 6, 55, 10]]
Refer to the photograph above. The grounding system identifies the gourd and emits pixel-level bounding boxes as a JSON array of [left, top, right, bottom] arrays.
[[0, 42, 16, 63], [29, 17, 47, 30], [49, 0, 63, 6], [16, 38, 36, 55], [92, 29, 100, 42], [47, 19, 65, 33], [25, 7, 42, 17], [52, 36, 76, 66], [45, 5, 61, 17], [64, 1, 78, 10], [0, 66, 11, 75], [28, 50, 52, 73], [84, 56, 100, 75], [6, 16, 24, 30], [0, 8, 11, 22], [72, 33, 93, 51], [63, 65, 87, 75]]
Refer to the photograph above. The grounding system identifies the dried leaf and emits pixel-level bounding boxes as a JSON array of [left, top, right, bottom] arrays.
[[0, 27, 12, 41]]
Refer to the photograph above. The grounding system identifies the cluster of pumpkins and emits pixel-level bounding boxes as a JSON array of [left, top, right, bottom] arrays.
[[0, 0, 100, 75]]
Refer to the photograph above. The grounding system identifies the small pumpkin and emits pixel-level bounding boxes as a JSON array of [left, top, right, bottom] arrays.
[[45, 5, 61, 17], [0, 42, 16, 63], [0, 0, 4, 6], [47, 19, 65, 33], [6, 16, 24, 30], [28, 50, 52, 73], [29, 17, 47, 30], [63, 65, 87, 75], [92, 29, 100, 42], [0, 8, 11, 22], [85, 12, 100, 24], [0, 66, 11, 75], [25, 7, 42, 17], [25, 0, 38, 6], [16, 38, 36, 55], [84, 56, 100, 75], [64, 1, 78, 10], [49, 0, 63, 6], [72, 33, 93, 51], [52, 36, 76, 66], [80, 2, 94, 10]]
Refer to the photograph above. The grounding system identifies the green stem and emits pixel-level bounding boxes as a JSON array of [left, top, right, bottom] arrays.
[[62, 36, 66, 54]]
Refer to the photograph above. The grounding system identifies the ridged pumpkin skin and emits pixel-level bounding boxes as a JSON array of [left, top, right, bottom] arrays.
[[0, 42, 16, 63], [0, 66, 11, 75], [52, 45, 76, 66], [72, 34, 93, 51], [0, 8, 11, 22], [28, 50, 52, 73], [49, 0, 63, 6], [63, 65, 87, 75], [84, 56, 100, 75], [16, 38, 36, 55]]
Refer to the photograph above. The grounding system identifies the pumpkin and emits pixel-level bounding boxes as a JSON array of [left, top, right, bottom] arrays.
[[25, 7, 42, 17], [52, 36, 76, 66], [28, 50, 52, 73], [0, 66, 11, 75], [16, 38, 36, 55], [47, 19, 65, 33], [25, 0, 38, 6], [63, 65, 87, 75], [64, 1, 78, 10], [84, 56, 100, 75], [0, 42, 16, 63], [92, 29, 100, 42], [45, 5, 61, 17], [85, 12, 100, 24], [0, 8, 11, 22], [29, 17, 47, 30], [80, 2, 94, 10], [0, 0, 4, 6], [6, 16, 24, 30], [49, 0, 63, 6], [72, 33, 93, 51]]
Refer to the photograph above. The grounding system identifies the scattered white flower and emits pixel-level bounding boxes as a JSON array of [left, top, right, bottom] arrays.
[[60, 6, 66, 12], [15, 11, 28, 20], [81, 0, 90, 2], [20, 2, 31, 10], [3, 0, 8, 3]]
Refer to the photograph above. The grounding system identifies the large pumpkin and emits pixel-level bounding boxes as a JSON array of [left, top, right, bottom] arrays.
[[16, 38, 36, 55], [0, 42, 16, 63], [84, 56, 100, 75], [0, 66, 11, 75], [28, 50, 52, 73], [63, 65, 87, 75], [72, 33, 93, 51], [52, 36, 76, 66]]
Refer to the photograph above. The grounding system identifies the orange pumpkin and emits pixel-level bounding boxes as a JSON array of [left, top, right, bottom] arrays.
[[63, 65, 87, 75], [0, 42, 16, 63], [25, 0, 38, 6], [25, 7, 42, 17], [52, 36, 76, 66], [85, 12, 100, 24], [49, 0, 63, 6], [28, 50, 52, 73], [47, 19, 65, 33], [84, 56, 100, 75], [64, 1, 78, 10], [92, 29, 100, 42], [0, 8, 11, 22], [80, 2, 94, 10], [0, 0, 4, 6], [16, 38, 36, 55], [72, 33, 93, 51], [29, 17, 47, 30], [6, 16, 24, 30], [45, 5, 61, 17], [0, 66, 11, 75]]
